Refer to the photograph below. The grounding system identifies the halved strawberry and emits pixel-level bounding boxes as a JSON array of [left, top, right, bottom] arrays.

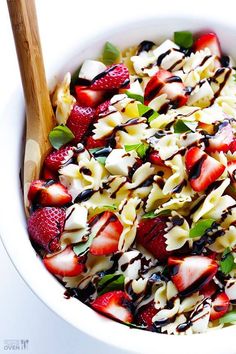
[[95, 99, 111, 116], [44, 146, 75, 172], [28, 180, 45, 202], [28, 207, 66, 252], [135, 301, 157, 329], [229, 138, 236, 153], [168, 255, 218, 296], [85, 136, 106, 149], [75, 86, 105, 107], [89, 64, 130, 90], [200, 280, 218, 298], [43, 246, 85, 277], [91, 290, 133, 323], [185, 147, 225, 192], [136, 216, 171, 262], [41, 166, 58, 180], [194, 32, 221, 57], [210, 292, 230, 321], [206, 121, 234, 153], [89, 211, 123, 255], [66, 103, 95, 143], [144, 69, 188, 107], [148, 150, 165, 166]]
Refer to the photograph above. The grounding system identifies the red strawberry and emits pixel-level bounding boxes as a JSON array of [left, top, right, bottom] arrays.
[[28, 207, 66, 252], [44, 146, 75, 172], [85, 136, 106, 149], [89, 64, 130, 90], [75, 86, 105, 107], [95, 99, 111, 115], [229, 138, 236, 153], [144, 69, 188, 107], [67, 104, 95, 143], [200, 280, 218, 298], [41, 166, 58, 180], [168, 256, 218, 296], [136, 301, 157, 329], [91, 290, 133, 323], [136, 216, 170, 262], [194, 32, 221, 57], [43, 246, 85, 277], [89, 211, 123, 256], [206, 122, 234, 153], [185, 147, 225, 192], [28, 180, 45, 202], [210, 292, 230, 321], [148, 150, 165, 166]]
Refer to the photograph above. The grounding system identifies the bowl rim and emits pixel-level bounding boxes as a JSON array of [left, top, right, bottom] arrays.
[[1, 14, 236, 354]]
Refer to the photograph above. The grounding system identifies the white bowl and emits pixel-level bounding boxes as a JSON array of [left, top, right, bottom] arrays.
[[1, 15, 236, 354]]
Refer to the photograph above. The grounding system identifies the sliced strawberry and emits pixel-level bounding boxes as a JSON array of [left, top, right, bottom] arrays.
[[206, 122, 234, 153], [136, 216, 171, 262], [95, 99, 111, 115], [89, 64, 130, 91], [91, 290, 133, 323], [229, 138, 236, 153], [41, 166, 58, 180], [66, 103, 95, 143], [168, 255, 218, 296], [28, 180, 45, 202], [144, 69, 188, 107], [185, 147, 225, 192], [194, 32, 221, 57], [85, 136, 106, 149], [148, 150, 165, 166], [89, 211, 123, 256], [210, 292, 230, 321], [44, 146, 75, 172], [75, 86, 105, 107], [200, 280, 218, 298], [28, 207, 66, 252], [43, 246, 85, 277], [135, 301, 157, 329]]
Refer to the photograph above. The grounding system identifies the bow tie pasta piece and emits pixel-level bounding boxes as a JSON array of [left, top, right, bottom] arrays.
[[165, 212, 192, 251]]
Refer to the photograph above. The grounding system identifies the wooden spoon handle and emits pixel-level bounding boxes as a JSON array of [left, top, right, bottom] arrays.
[[7, 0, 55, 210]]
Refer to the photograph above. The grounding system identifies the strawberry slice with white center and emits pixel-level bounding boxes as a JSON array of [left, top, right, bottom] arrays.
[[194, 32, 221, 57], [91, 290, 133, 323], [89, 63, 130, 90], [185, 147, 225, 192], [43, 246, 85, 277], [206, 121, 234, 153], [28, 180, 72, 207], [89, 211, 123, 255], [75, 86, 105, 107], [144, 69, 188, 107], [210, 292, 230, 321], [168, 256, 218, 296]]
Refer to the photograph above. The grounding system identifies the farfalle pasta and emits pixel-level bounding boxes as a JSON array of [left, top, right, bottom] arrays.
[[27, 30, 236, 335]]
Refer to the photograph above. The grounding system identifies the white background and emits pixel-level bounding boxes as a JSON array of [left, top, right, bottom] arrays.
[[1, 0, 236, 353]]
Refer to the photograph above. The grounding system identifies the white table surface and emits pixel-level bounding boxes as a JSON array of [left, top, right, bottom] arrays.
[[0, 0, 236, 353]]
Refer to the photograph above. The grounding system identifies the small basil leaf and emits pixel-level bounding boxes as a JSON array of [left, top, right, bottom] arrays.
[[73, 233, 94, 256], [89, 148, 100, 154], [96, 156, 106, 165], [101, 205, 117, 211], [219, 311, 236, 324], [102, 42, 120, 66], [97, 274, 125, 296], [220, 247, 236, 274], [174, 120, 198, 133], [126, 91, 144, 103], [142, 209, 171, 219], [189, 219, 215, 238], [49, 125, 75, 150], [124, 143, 141, 152], [136, 143, 149, 158], [174, 31, 193, 49], [138, 103, 159, 123]]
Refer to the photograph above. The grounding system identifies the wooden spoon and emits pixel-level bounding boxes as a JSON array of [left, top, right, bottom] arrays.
[[7, 0, 55, 212]]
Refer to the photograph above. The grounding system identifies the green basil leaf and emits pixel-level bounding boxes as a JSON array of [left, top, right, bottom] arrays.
[[219, 311, 236, 324], [220, 248, 235, 274], [142, 209, 171, 219], [174, 120, 198, 133], [97, 274, 125, 296], [174, 31, 193, 49], [189, 219, 215, 238], [136, 143, 149, 158], [102, 205, 117, 211], [49, 125, 75, 150], [89, 148, 100, 154], [73, 233, 94, 256], [124, 143, 141, 152], [102, 42, 121, 66], [138, 103, 159, 123], [96, 156, 106, 165], [126, 91, 144, 103], [233, 73, 236, 82]]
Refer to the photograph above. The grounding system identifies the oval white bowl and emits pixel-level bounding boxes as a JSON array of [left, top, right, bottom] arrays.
[[1, 16, 236, 354]]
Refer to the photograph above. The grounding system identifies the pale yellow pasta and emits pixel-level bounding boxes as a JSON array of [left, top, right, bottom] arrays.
[[165, 212, 191, 251], [210, 226, 236, 252], [93, 110, 123, 139]]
